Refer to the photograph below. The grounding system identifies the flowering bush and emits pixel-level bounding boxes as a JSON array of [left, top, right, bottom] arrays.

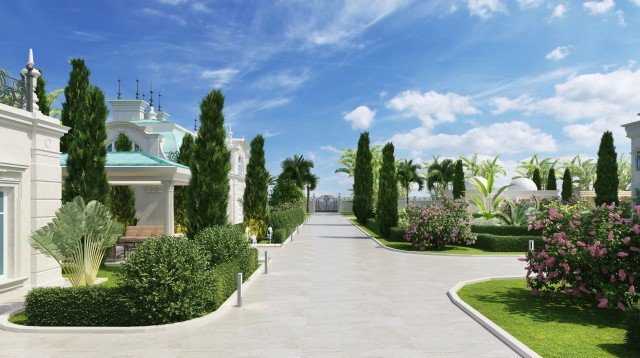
[[525, 202, 640, 310], [404, 198, 476, 250]]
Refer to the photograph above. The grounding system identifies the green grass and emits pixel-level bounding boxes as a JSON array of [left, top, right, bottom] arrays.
[[342, 212, 523, 255], [8, 311, 27, 325], [62, 264, 121, 288], [458, 279, 635, 358]]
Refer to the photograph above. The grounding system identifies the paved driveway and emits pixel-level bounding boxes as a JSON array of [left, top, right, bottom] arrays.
[[0, 213, 524, 357]]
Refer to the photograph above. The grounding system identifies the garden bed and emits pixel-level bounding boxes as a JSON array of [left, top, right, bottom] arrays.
[[343, 213, 523, 255], [457, 279, 636, 358]]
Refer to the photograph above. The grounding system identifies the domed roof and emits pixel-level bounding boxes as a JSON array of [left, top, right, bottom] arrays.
[[465, 176, 488, 191], [508, 177, 538, 191]]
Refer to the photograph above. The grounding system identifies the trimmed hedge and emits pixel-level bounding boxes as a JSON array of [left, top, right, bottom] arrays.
[[471, 225, 538, 236], [24, 286, 136, 327], [194, 225, 252, 266], [627, 302, 640, 349], [273, 228, 287, 243], [389, 227, 404, 242], [269, 208, 305, 233], [473, 233, 542, 252]]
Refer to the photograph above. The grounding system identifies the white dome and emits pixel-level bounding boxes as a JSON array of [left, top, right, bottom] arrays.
[[508, 177, 538, 191], [465, 176, 488, 192]]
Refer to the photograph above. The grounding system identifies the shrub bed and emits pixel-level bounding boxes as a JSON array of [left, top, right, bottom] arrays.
[[404, 198, 475, 250], [628, 302, 640, 349], [194, 225, 252, 266], [525, 203, 640, 310], [474, 233, 541, 252], [272, 228, 287, 243], [269, 208, 305, 233], [471, 224, 537, 236], [388, 227, 404, 242]]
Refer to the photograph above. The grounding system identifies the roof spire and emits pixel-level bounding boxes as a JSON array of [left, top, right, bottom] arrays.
[[158, 93, 162, 111], [135, 77, 140, 99], [117, 78, 122, 99], [193, 117, 198, 131], [149, 84, 154, 107]]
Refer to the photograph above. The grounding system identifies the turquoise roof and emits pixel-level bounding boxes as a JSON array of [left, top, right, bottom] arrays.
[[128, 120, 186, 155], [61, 152, 189, 169]]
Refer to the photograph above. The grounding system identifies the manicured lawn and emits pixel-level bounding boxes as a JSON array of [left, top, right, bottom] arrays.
[[341, 212, 523, 255], [458, 279, 635, 358], [62, 264, 121, 288]]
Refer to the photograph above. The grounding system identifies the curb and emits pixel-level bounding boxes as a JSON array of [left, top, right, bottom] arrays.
[[252, 216, 310, 248], [347, 218, 523, 257], [447, 276, 541, 358], [0, 261, 266, 334]]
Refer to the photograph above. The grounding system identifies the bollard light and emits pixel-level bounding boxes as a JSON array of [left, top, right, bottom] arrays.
[[528, 240, 535, 252], [236, 272, 243, 307], [264, 251, 268, 274]]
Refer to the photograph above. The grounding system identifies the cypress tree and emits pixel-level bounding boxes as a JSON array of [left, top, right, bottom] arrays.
[[243, 135, 269, 237], [110, 133, 136, 226], [452, 159, 465, 199], [376, 143, 398, 237], [60, 59, 91, 153], [546, 168, 557, 191], [187, 90, 231, 237], [594, 131, 619, 206], [353, 131, 373, 224], [562, 168, 573, 202], [35, 71, 50, 116], [175, 133, 196, 233], [532, 168, 542, 190], [62, 85, 110, 204]]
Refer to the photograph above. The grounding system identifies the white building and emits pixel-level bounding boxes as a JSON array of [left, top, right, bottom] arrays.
[[103, 94, 249, 229], [623, 116, 640, 199], [0, 52, 67, 295]]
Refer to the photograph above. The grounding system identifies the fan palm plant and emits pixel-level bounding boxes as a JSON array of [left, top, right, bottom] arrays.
[[498, 197, 540, 226], [618, 154, 632, 191], [460, 153, 481, 177], [515, 155, 559, 189], [30, 197, 124, 287], [396, 159, 424, 205], [561, 155, 597, 191], [477, 155, 506, 179], [468, 171, 512, 220]]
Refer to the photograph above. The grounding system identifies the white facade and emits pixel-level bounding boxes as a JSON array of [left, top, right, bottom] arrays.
[[623, 118, 640, 199], [0, 63, 68, 296], [106, 98, 249, 226]]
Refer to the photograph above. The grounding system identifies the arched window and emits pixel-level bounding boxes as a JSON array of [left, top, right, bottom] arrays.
[[107, 141, 142, 152]]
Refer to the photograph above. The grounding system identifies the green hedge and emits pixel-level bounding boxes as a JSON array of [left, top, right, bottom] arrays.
[[273, 228, 287, 243], [194, 225, 252, 266], [627, 302, 640, 349], [24, 286, 136, 326], [473, 233, 542, 252], [269, 208, 305, 233], [471, 225, 538, 236], [389, 227, 404, 242]]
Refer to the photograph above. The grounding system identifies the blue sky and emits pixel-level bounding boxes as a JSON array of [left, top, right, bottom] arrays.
[[2, 0, 640, 195]]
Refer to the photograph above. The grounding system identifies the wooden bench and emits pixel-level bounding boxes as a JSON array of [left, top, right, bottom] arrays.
[[116, 226, 164, 258]]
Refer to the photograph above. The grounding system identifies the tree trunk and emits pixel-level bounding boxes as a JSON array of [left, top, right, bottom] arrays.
[[406, 185, 409, 206], [306, 186, 310, 213]]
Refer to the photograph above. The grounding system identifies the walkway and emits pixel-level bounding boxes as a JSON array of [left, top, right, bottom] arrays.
[[0, 213, 524, 357]]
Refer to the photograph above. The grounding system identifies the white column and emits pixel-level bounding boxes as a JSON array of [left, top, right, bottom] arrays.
[[161, 180, 175, 236]]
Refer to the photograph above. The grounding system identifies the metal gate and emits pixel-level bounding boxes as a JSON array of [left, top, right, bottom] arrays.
[[315, 195, 338, 212]]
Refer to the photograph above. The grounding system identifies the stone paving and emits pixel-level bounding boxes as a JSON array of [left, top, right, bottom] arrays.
[[0, 213, 524, 357]]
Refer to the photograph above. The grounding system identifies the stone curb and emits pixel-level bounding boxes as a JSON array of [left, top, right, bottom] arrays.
[[347, 218, 523, 257], [447, 276, 541, 358], [0, 260, 266, 334], [252, 215, 310, 248]]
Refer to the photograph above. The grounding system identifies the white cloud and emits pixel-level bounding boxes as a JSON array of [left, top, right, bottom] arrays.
[[546, 45, 570, 60], [517, 0, 543, 8], [191, 2, 210, 13], [320, 145, 342, 154], [633, 0, 640, 6], [551, 4, 567, 18], [258, 97, 291, 110], [141, 8, 187, 26], [583, 0, 615, 15], [73, 31, 105, 42], [563, 119, 627, 148], [387, 90, 479, 128], [491, 94, 537, 114], [467, 0, 507, 19], [200, 68, 240, 88], [252, 71, 310, 89], [156, 0, 188, 5], [390, 121, 558, 155], [344, 105, 376, 129], [263, 130, 278, 138]]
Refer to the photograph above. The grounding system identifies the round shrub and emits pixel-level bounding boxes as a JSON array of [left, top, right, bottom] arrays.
[[194, 225, 251, 266], [404, 198, 475, 250], [273, 228, 287, 243], [118, 236, 215, 325]]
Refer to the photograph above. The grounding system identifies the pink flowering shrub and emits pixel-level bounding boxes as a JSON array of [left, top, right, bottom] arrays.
[[525, 202, 640, 310], [404, 198, 476, 250]]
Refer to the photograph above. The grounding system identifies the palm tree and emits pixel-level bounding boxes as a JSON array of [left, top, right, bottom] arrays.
[[396, 159, 424, 205], [280, 155, 317, 212], [335, 145, 382, 201], [426, 157, 456, 197], [618, 154, 632, 191], [460, 153, 481, 177], [478, 155, 506, 179], [561, 155, 597, 191], [515, 155, 559, 188]]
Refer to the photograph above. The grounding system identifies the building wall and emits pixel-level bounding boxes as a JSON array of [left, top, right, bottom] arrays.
[[0, 104, 67, 295]]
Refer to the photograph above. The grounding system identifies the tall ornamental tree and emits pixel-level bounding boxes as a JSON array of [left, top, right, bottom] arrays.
[[562, 168, 573, 202], [60, 59, 91, 153], [187, 90, 231, 237], [352, 132, 373, 224], [110, 133, 136, 226], [532, 168, 542, 190], [452, 159, 465, 199], [243, 135, 269, 237], [594, 131, 619, 206], [280, 154, 317, 212], [546, 168, 557, 191], [62, 84, 110, 204], [174, 134, 196, 233], [376, 143, 398, 237], [35, 71, 50, 116]]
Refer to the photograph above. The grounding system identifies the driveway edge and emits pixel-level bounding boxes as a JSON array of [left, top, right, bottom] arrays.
[[447, 276, 541, 358]]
